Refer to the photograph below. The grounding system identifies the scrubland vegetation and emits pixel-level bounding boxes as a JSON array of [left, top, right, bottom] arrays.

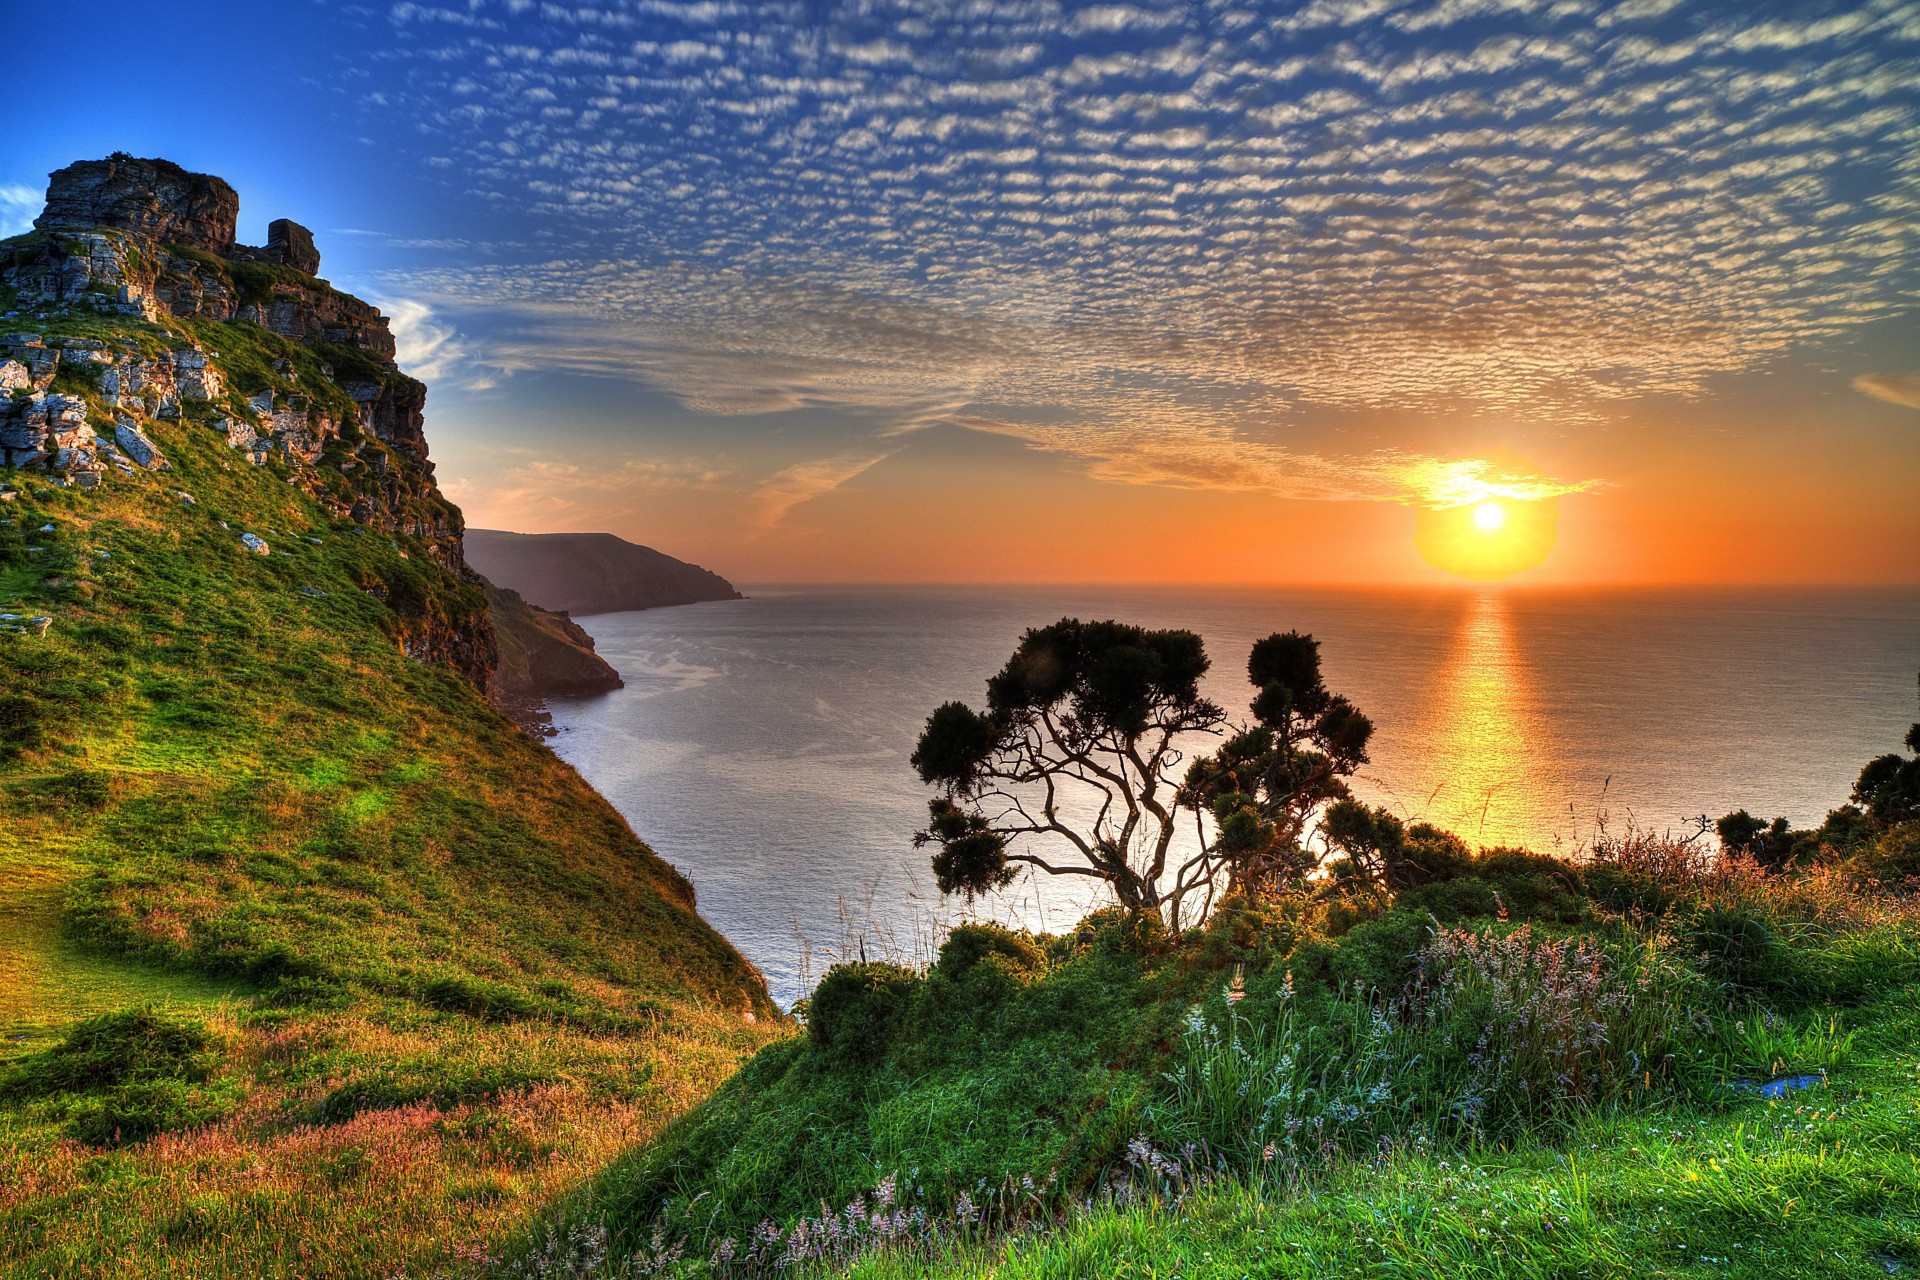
[[516, 681, 1920, 1278]]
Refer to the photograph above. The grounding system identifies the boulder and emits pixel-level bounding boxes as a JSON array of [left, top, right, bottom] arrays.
[[240, 533, 270, 555], [113, 417, 170, 470], [0, 360, 29, 391]]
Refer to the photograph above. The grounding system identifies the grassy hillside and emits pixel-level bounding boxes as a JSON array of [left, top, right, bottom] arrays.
[[0, 237, 784, 1278], [533, 816, 1920, 1278]]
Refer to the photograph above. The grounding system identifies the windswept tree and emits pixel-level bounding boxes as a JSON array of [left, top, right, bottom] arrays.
[[912, 619, 1374, 928], [1178, 632, 1375, 903]]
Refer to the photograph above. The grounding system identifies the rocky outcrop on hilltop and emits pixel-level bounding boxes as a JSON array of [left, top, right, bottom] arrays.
[[34, 154, 242, 255], [0, 155, 493, 686]]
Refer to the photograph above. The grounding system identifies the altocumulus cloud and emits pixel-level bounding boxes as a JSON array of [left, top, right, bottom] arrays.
[[353, 0, 1920, 510]]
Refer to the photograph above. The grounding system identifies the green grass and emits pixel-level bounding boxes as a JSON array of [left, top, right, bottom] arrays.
[[0, 237, 787, 1278], [513, 829, 1920, 1278], [833, 998, 1920, 1279]]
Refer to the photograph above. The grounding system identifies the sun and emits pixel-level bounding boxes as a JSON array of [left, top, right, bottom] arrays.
[[1414, 496, 1560, 580]]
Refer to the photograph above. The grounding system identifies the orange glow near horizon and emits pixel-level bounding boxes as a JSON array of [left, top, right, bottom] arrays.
[[1415, 496, 1560, 581]]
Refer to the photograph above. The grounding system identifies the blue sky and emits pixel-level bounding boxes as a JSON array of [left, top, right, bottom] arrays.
[[11, 0, 1920, 583]]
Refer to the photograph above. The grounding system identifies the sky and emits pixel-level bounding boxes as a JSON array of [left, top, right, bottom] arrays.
[[10, 0, 1920, 585]]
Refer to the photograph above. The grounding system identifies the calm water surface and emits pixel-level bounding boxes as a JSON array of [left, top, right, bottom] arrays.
[[547, 586, 1920, 1005]]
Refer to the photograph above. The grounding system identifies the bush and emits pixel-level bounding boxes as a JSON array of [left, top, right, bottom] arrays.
[[418, 974, 539, 1021], [1683, 902, 1796, 996], [935, 924, 1046, 983], [807, 962, 922, 1067], [0, 1006, 233, 1146], [1855, 821, 1920, 888]]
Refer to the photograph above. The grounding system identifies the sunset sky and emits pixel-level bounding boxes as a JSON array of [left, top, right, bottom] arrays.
[[13, 0, 1920, 585]]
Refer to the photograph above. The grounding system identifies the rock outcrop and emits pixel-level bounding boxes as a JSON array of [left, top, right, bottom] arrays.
[[1, 155, 495, 689], [35, 155, 240, 255]]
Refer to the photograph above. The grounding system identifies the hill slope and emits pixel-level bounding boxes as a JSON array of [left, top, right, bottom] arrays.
[[486, 580, 625, 730], [465, 528, 742, 616], [0, 155, 782, 1279]]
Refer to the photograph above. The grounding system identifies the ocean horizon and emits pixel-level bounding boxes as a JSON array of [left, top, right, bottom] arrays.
[[549, 583, 1920, 1005]]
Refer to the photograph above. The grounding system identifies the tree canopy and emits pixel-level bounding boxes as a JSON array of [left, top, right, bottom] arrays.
[[911, 618, 1374, 927]]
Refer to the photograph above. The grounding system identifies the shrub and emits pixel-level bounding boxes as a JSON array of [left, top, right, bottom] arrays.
[[1684, 901, 1796, 995], [1, 1006, 218, 1097], [0, 1006, 233, 1146], [1855, 821, 1920, 888], [935, 924, 1046, 983], [418, 974, 539, 1021], [807, 962, 922, 1067]]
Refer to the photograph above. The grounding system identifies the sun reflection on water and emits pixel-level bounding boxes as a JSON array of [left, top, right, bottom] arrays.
[[1410, 592, 1540, 847]]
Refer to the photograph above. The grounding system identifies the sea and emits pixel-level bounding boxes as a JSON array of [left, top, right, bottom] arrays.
[[545, 586, 1920, 1007]]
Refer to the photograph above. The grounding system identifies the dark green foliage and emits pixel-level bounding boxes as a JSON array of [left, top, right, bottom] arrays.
[[1683, 902, 1795, 996], [912, 618, 1227, 921], [0, 1007, 231, 1146], [1181, 633, 1374, 897], [299, 1060, 548, 1126], [917, 797, 1012, 900], [934, 923, 1046, 984], [580, 926, 1186, 1252], [11, 768, 113, 814], [418, 974, 540, 1022], [1857, 821, 1920, 885], [0, 693, 43, 759], [1719, 810, 1791, 865], [910, 701, 1000, 791], [1854, 743, 1920, 828], [806, 962, 922, 1067]]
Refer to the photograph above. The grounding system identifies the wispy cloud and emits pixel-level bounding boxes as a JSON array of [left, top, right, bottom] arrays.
[[0, 184, 38, 238], [377, 297, 505, 392], [1854, 373, 1920, 412]]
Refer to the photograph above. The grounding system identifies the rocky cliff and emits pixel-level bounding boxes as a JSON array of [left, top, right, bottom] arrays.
[[1, 154, 493, 685]]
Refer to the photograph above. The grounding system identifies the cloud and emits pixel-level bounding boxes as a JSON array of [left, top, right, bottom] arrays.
[[747, 449, 901, 528], [442, 455, 728, 529], [358, 0, 1919, 511], [1854, 373, 1920, 411], [377, 297, 504, 392], [0, 184, 39, 238]]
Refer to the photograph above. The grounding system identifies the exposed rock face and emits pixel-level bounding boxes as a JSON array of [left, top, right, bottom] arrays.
[[266, 219, 321, 276], [36, 155, 239, 254], [2, 156, 497, 691], [484, 582, 625, 734]]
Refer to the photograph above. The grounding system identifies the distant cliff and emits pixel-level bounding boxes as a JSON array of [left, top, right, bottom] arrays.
[[486, 581, 624, 732], [465, 529, 743, 616]]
